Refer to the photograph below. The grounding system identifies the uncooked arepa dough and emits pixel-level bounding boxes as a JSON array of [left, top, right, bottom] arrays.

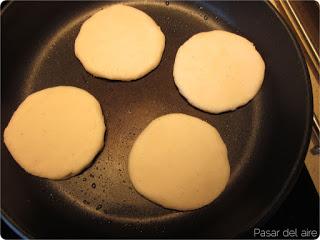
[[173, 30, 265, 113], [128, 113, 230, 211], [75, 4, 165, 81], [4, 86, 106, 180]]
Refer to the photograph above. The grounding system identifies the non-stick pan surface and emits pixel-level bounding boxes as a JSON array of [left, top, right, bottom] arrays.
[[1, 1, 312, 238]]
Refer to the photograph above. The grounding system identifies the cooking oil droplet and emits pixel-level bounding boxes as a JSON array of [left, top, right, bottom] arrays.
[[204, 15, 208, 20], [92, 183, 96, 188], [165, 1, 169, 6], [96, 204, 102, 210], [83, 200, 90, 205], [90, 174, 94, 178], [83, 178, 87, 182], [199, 6, 203, 10]]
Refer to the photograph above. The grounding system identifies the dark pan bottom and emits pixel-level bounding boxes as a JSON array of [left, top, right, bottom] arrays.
[[1, 1, 311, 238]]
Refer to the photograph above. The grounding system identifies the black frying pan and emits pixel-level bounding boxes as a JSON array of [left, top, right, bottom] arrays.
[[1, 1, 312, 238]]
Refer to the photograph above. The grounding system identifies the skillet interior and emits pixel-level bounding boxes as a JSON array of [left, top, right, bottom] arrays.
[[1, 1, 312, 238]]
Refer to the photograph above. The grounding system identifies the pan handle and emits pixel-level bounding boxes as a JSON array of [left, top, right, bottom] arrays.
[[311, 115, 320, 155]]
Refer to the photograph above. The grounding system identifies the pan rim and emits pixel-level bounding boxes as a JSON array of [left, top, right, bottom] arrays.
[[1, 2, 32, 238], [1, 211, 29, 239], [236, 1, 313, 237], [0, 1, 313, 238]]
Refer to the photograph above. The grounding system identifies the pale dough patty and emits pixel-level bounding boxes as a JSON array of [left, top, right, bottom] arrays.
[[4, 86, 106, 180], [173, 30, 265, 113], [128, 113, 230, 211], [75, 4, 165, 81]]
